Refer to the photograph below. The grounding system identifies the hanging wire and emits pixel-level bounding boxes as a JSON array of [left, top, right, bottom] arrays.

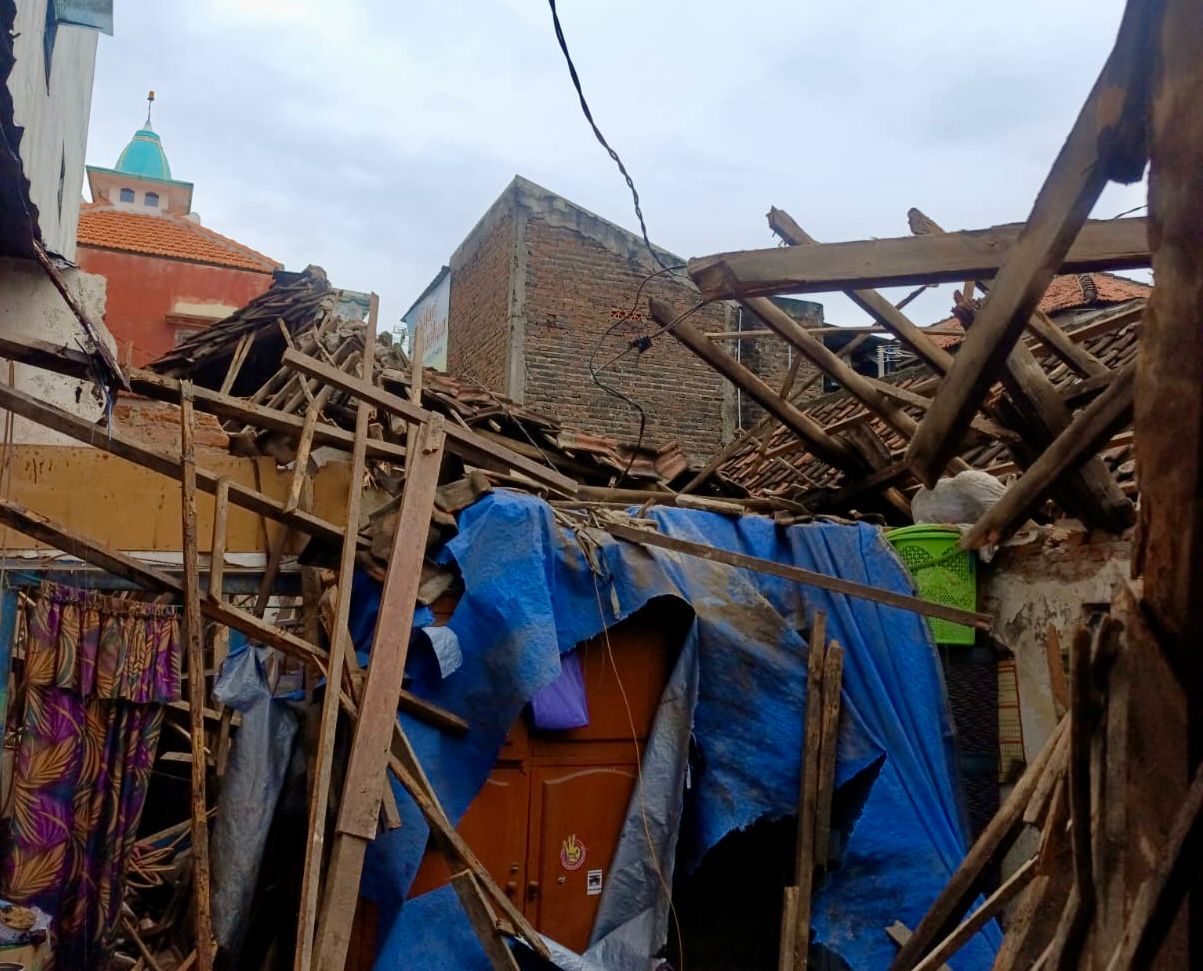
[[546, 0, 676, 275]]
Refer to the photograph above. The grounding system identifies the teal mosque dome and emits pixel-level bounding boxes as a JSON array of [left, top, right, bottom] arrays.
[[115, 124, 172, 181]]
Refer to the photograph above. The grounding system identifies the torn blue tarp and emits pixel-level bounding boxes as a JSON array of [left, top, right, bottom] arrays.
[[356, 491, 998, 970]]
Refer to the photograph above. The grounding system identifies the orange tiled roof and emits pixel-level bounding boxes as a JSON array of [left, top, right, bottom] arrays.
[[1038, 272, 1151, 314], [77, 201, 280, 273]]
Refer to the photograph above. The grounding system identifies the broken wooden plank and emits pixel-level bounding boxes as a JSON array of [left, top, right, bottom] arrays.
[[814, 641, 844, 868], [1068, 626, 1095, 911], [959, 363, 1135, 549], [906, 208, 1110, 380], [451, 870, 522, 971], [743, 296, 972, 469], [388, 732, 549, 958], [179, 384, 215, 971], [766, 208, 955, 376], [295, 393, 373, 971], [885, 924, 951, 971], [208, 479, 233, 779], [282, 348, 577, 496], [313, 416, 447, 971], [649, 299, 860, 471], [1104, 758, 1203, 971], [792, 611, 827, 971], [910, 856, 1038, 971], [31, 240, 126, 386], [0, 379, 345, 545], [218, 332, 254, 396], [689, 217, 1149, 300], [284, 402, 321, 516], [890, 717, 1068, 970], [778, 886, 800, 971], [904, 3, 1157, 484], [604, 521, 991, 629]]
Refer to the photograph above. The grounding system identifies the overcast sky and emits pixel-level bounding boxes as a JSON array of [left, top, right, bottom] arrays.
[[84, 0, 1147, 334]]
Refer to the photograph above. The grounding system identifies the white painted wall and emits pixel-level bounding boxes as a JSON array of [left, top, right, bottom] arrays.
[[0, 257, 112, 445], [8, 0, 101, 259]]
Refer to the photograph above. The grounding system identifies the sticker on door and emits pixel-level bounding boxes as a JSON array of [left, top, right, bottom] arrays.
[[560, 834, 587, 871], [586, 869, 603, 896]]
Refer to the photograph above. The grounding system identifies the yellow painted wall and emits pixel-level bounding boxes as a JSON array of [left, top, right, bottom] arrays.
[[0, 446, 351, 554]]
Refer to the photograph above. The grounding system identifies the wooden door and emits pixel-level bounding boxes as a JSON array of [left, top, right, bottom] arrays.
[[408, 765, 530, 900], [525, 765, 638, 953]]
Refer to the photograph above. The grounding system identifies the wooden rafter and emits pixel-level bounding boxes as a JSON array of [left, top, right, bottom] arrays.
[[689, 217, 1148, 301], [904, 1, 1157, 483]]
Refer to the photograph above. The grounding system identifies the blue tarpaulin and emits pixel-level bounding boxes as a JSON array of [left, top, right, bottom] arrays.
[[354, 491, 997, 970]]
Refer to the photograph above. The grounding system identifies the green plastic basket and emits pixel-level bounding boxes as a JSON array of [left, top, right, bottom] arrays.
[[886, 525, 977, 645]]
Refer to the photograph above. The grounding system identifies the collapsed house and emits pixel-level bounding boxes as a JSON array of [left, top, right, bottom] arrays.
[[0, 2, 1198, 971]]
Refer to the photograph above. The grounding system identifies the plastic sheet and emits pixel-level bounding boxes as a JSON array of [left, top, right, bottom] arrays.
[[210, 634, 299, 955], [360, 493, 997, 970]]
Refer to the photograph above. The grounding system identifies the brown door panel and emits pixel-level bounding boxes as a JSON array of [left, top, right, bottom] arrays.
[[527, 765, 637, 952]]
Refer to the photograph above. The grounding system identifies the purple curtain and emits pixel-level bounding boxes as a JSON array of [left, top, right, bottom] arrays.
[[2, 584, 181, 969]]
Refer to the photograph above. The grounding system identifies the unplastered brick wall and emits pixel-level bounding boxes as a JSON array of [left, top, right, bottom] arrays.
[[447, 210, 513, 393], [521, 214, 732, 460], [442, 177, 823, 463]]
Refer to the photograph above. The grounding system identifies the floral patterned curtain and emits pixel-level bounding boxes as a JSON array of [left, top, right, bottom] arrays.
[[1, 584, 181, 968]]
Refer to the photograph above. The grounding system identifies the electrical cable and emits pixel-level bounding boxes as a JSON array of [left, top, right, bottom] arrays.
[[546, 0, 676, 276]]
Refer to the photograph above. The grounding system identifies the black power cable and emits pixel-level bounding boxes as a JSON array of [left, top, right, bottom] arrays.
[[547, 0, 675, 275]]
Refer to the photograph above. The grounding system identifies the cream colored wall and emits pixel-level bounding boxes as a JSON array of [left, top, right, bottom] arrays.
[[8, 0, 101, 259], [0, 446, 352, 554]]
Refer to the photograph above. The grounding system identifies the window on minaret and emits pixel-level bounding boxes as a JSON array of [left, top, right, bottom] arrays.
[[119, 187, 134, 203], [145, 192, 159, 208]]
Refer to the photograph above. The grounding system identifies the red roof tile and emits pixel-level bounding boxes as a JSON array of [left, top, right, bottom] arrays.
[[1037, 272, 1151, 314], [77, 201, 280, 273]]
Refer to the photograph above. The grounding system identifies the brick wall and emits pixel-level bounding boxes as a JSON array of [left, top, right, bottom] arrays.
[[441, 178, 828, 465], [520, 213, 732, 460], [447, 211, 513, 393]]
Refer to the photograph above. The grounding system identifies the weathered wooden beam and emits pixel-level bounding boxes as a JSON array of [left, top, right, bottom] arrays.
[[906, 208, 1110, 379], [0, 333, 407, 464], [283, 402, 321, 516], [890, 718, 1068, 970], [1105, 759, 1203, 971], [765, 208, 955, 375], [604, 521, 992, 629], [742, 294, 973, 474], [959, 364, 1134, 549], [296, 392, 373, 971], [904, 3, 1157, 483], [871, 382, 1020, 445], [0, 379, 345, 545], [648, 298, 860, 472], [179, 385, 215, 971], [692, 217, 1149, 301], [909, 856, 1038, 971], [218, 332, 254, 396], [313, 417, 446, 971], [451, 870, 522, 971], [31, 239, 126, 387], [791, 612, 827, 971], [0, 498, 323, 664], [282, 348, 577, 496], [814, 641, 844, 868], [389, 731, 548, 958]]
